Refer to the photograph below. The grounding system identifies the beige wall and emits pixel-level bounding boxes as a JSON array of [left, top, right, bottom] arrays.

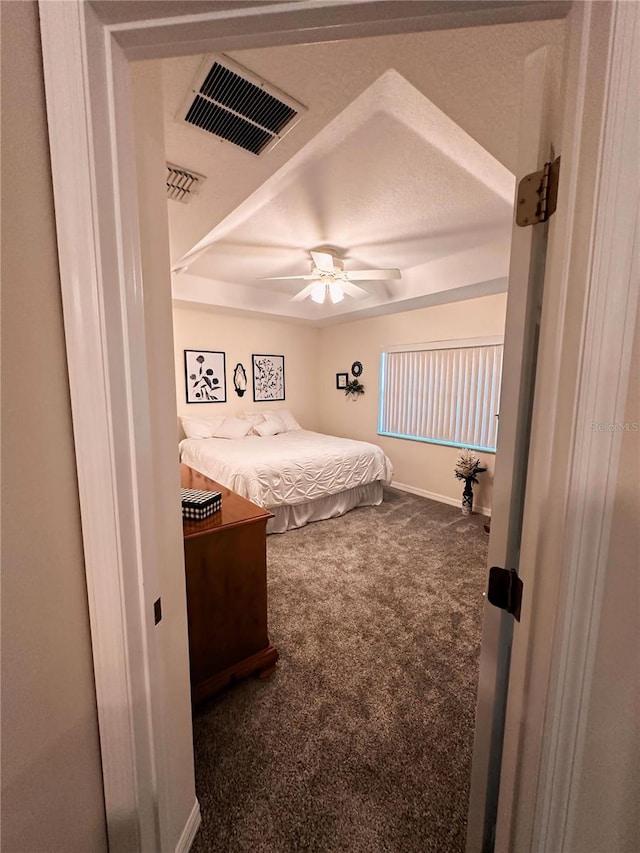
[[131, 61, 197, 849], [0, 3, 107, 851], [318, 294, 508, 512], [568, 310, 640, 853], [172, 295, 506, 512], [172, 305, 322, 429]]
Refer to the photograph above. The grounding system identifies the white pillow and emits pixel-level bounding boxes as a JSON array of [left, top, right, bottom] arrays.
[[214, 417, 252, 440], [254, 418, 284, 437], [261, 412, 286, 433], [180, 415, 226, 439], [264, 409, 301, 431]]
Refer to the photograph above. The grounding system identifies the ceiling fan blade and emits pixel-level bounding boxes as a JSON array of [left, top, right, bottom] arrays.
[[310, 250, 335, 272], [290, 284, 314, 302], [257, 274, 314, 281], [341, 280, 371, 300], [346, 268, 402, 281]]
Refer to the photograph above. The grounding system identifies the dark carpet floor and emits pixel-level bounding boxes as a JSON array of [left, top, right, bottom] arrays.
[[191, 487, 489, 853]]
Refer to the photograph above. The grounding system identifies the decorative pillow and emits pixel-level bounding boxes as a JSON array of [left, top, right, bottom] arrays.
[[238, 412, 266, 427], [264, 409, 301, 431], [180, 415, 226, 439], [214, 417, 252, 440], [253, 418, 284, 437]]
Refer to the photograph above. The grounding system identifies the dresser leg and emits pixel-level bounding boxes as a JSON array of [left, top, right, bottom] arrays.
[[258, 663, 277, 680]]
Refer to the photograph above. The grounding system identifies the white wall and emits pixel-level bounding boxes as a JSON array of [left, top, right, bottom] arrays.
[[173, 293, 506, 513], [131, 61, 197, 850], [318, 294, 508, 513], [0, 3, 107, 850], [172, 305, 322, 429]]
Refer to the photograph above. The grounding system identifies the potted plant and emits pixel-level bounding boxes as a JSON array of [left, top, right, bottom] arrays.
[[344, 378, 365, 399], [454, 449, 487, 515]]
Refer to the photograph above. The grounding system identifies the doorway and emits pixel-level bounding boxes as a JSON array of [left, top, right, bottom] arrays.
[[134, 18, 556, 844], [40, 2, 638, 851]]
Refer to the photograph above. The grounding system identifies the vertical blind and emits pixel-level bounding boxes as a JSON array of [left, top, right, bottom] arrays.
[[378, 340, 503, 452]]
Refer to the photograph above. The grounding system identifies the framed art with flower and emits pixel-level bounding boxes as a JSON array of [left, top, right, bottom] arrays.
[[184, 350, 226, 403], [252, 354, 285, 402]]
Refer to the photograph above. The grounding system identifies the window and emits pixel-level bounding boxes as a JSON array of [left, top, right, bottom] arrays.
[[378, 336, 503, 453]]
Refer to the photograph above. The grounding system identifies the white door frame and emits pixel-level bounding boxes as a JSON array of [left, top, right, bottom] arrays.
[[468, 2, 640, 850], [38, 1, 638, 850], [501, 3, 640, 850]]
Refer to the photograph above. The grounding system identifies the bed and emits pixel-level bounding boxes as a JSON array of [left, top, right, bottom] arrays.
[[179, 411, 393, 533]]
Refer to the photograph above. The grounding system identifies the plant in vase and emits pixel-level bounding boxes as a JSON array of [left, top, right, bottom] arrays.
[[344, 379, 365, 399], [454, 449, 487, 515]]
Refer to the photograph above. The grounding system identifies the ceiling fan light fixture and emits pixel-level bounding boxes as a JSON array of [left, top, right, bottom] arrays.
[[311, 281, 326, 304], [328, 281, 344, 304], [276, 248, 402, 304]]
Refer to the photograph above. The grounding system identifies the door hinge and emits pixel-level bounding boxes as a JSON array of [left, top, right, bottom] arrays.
[[154, 597, 162, 625], [487, 567, 523, 621], [516, 155, 561, 227]]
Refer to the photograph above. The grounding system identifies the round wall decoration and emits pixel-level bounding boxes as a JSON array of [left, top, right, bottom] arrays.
[[351, 361, 363, 377]]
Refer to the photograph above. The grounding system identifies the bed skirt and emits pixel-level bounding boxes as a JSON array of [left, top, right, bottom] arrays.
[[267, 481, 384, 534]]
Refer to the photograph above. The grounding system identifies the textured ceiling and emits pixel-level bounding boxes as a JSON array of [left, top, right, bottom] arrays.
[[162, 19, 565, 325]]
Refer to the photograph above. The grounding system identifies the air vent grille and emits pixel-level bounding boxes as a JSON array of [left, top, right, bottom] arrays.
[[179, 56, 305, 156], [185, 95, 273, 156], [166, 163, 206, 204], [200, 63, 296, 134]]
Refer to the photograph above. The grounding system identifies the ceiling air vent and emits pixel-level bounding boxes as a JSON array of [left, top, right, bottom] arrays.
[[166, 163, 206, 203], [178, 55, 306, 156]]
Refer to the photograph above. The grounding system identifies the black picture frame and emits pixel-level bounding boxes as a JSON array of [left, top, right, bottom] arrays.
[[336, 372, 348, 389], [351, 360, 363, 377], [252, 354, 285, 402], [184, 350, 226, 403]]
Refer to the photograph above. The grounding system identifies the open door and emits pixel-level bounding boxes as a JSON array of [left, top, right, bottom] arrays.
[[466, 45, 558, 852]]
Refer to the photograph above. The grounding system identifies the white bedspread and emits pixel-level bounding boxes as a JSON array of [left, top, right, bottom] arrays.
[[179, 429, 393, 509]]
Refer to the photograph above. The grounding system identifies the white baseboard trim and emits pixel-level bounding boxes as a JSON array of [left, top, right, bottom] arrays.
[[390, 480, 492, 518], [176, 798, 202, 853]]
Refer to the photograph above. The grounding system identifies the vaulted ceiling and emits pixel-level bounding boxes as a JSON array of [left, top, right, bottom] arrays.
[[161, 19, 565, 326]]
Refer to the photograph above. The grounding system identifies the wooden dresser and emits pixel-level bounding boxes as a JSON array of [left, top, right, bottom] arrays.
[[180, 464, 278, 704]]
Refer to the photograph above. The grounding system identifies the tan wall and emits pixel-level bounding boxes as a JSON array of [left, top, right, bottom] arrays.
[[567, 310, 640, 853], [318, 294, 508, 512], [172, 305, 322, 429], [131, 61, 197, 848], [0, 3, 107, 851], [172, 296, 506, 511]]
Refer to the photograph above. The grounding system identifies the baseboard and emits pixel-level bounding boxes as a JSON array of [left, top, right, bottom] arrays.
[[175, 798, 201, 853], [390, 480, 491, 518]]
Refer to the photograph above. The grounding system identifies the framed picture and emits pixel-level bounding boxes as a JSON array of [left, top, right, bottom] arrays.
[[336, 372, 348, 389], [252, 354, 285, 402], [184, 350, 226, 403]]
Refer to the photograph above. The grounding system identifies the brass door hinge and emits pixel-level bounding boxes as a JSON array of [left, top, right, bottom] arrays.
[[516, 155, 561, 227]]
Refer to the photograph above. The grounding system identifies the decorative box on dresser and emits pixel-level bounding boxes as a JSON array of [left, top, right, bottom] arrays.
[[180, 463, 279, 704]]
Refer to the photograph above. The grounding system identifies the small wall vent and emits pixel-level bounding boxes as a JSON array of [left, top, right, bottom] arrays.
[[177, 55, 306, 156], [166, 163, 206, 203]]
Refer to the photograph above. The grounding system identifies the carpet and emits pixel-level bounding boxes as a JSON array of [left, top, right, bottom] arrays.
[[191, 487, 489, 853]]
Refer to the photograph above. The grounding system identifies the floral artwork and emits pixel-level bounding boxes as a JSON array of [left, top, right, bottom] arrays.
[[252, 354, 285, 402], [184, 350, 226, 403]]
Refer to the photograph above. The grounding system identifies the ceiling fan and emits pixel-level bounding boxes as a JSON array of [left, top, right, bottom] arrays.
[[260, 248, 401, 304]]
